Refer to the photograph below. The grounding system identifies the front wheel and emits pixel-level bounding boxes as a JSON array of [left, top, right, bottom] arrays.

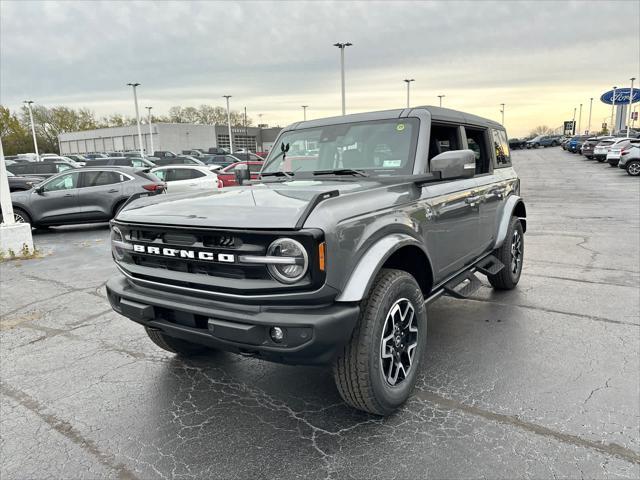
[[0, 208, 32, 226], [333, 269, 427, 416], [488, 216, 524, 290], [626, 160, 640, 176]]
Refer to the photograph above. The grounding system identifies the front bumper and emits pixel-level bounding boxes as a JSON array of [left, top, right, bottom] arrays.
[[106, 275, 360, 365]]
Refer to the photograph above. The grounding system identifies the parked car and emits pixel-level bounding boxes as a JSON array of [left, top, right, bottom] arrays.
[[0, 167, 166, 227], [606, 138, 640, 167], [508, 138, 526, 150], [65, 154, 89, 164], [6, 171, 45, 192], [84, 156, 156, 168], [181, 149, 207, 157], [6, 158, 78, 178], [567, 135, 591, 153], [152, 155, 205, 166], [200, 154, 241, 169], [581, 136, 613, 159], [150, 165, 218, 194], [85, 153, 110, 159], [216, 161, 263, 187], [618, 144, 640, 176], [526, 135, 561, 148], [207, 147, 229, 155], [232, 152, 266, 162], [593, 139, 618, 162], [616, 129, 640, 139], [153, 151, 179, 159], [106, 106, 527, 416]]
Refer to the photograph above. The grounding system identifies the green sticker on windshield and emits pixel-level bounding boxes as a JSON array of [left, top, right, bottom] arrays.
[[396, 123, 405, 132]]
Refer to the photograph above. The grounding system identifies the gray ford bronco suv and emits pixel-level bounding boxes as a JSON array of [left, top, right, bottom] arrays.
[[106, 106, 526, 415]]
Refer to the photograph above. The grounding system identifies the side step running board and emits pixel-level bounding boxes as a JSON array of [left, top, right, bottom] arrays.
[[475, 254, 505, 276], [443, 271, 483, 299]]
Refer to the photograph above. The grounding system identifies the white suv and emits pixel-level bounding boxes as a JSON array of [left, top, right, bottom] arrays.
[[618, 145, 640, 176], [606, 138, 640, 167]]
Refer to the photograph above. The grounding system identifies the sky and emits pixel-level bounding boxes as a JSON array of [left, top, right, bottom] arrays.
[[1, 0, 639, 137]]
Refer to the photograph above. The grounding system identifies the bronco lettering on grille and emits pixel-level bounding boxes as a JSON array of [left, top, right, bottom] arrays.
[[132, 244, 235, 263]]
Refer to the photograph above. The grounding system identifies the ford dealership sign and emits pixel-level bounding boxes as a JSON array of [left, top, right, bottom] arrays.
[[600, 88, 640, 105]]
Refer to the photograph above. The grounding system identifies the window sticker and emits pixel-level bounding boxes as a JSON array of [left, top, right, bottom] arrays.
[[396, 123, 405, 132], [383, 160, 402, 168]]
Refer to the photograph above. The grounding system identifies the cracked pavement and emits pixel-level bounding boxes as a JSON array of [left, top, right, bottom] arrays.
[[1, 148, 639, 479]]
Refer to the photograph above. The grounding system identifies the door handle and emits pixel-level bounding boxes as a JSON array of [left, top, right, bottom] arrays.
[[64, 193, 73, 197], [465, 195, 482, 205], [108, 189, 119, 193]]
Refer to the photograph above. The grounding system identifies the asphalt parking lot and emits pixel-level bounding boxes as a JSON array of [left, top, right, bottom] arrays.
[[1, 147, 639, 479]]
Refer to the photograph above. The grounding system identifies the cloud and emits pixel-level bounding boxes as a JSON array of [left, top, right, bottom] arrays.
[[1, 0, 638, 136]]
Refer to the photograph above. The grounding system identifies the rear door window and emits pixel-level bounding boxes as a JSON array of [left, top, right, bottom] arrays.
[[491, 129, 511, 168], [81, 170, 127, 187], [465, 127, 492, 174], [36, 164, 57, 174]]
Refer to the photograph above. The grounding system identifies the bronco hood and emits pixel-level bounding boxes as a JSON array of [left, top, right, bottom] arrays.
[[116, 180, 374, 229]]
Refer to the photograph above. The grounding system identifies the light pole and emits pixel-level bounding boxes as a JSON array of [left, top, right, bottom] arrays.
[[23, 100, 39, 161], [587, 97, 593, 134], [127, 83, 144, 157], [403, 79, 414, 108], [578, 103, 583, 135], [223, 95, 233, 153], [627, 77, 636, 137], [611, 86, 617, 134], [333, 42, 352, 115], [437, 95, 445, 107], [145, 107, 154, 155], [301, 105, 308, 121], [500, 103, 505, 125]]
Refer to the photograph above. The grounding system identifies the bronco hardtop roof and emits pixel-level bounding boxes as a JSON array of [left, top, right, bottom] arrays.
[[285, 106, 502, 131]]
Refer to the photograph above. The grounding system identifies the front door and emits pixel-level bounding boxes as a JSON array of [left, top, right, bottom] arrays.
[[31, 171, 81, 224]]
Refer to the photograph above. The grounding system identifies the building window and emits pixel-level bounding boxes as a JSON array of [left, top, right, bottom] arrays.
[[217, 134, 257, 152]]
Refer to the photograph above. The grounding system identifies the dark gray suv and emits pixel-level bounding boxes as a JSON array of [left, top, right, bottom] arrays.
[[2, 167, 165, 227], [106, 107, 527, 415]]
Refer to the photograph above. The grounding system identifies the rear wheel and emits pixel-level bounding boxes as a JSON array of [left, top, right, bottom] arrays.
[[626, 160, 640, 176], [333, 269, 427, 416], [145, 327, 212, 356], [488, 216, 524, 290]]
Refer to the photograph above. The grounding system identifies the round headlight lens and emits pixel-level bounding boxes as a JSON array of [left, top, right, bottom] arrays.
[[267, 238, 308, 284], [110, 226, 126, 261]]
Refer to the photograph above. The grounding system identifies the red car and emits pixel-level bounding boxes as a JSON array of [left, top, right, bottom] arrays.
[[216, 161, 263, 188]]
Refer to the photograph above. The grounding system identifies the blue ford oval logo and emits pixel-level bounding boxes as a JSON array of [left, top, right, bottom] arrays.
[[600, 88, 640, 105]]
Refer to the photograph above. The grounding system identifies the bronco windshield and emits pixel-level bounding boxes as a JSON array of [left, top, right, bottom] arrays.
[[262, 118, 419, 177]]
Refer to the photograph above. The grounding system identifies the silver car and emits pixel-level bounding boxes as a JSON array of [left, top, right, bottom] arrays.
[[1, 167, 166, 227]]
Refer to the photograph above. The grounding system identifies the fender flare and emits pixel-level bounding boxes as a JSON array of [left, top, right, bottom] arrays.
[[336, 233, 428, 302], [494, 195, 527, 249]]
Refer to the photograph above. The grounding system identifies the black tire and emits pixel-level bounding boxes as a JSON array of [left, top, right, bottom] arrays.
[[626, 160, 640, 176], [333, 269, 427, 416], [488, 216, 524, 290], [145, 327, 211, 356], [596, 158, 605, 163], [112, 199, 128, 218], [551, 141, 558, 147], [0, 207, 32, 226]]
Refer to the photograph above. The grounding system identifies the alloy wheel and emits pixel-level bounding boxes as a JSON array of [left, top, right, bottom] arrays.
[[380, 298, 418, 386], [628, 162, 640, 176], [510, 230, 523, 274]]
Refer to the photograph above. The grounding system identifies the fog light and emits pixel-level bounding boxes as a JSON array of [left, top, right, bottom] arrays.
[[270, 326, 285, 343]]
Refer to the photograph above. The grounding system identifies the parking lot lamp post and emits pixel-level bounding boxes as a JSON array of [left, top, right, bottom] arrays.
[[587, 98, 593, 134], [301, 105, 308, 121], [403, 79, 414, 108], [333, 42, 352, 115], [578, 103, 583, 135], [223, 95, 233, 153], [127, 83, 144, 157], [611, 86, 617, 135], [23, 100, 39, 161], [438, 95, 445, 107], [145, 106, 154, 155], [500, 103, 505, 125], [627, 78, 635, 138]]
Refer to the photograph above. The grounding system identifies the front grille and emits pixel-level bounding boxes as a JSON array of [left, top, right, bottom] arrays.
[[113, 221, 324, 295]]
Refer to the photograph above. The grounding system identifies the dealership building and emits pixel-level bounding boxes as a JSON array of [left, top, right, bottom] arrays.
[[58, 123, 282, 155]]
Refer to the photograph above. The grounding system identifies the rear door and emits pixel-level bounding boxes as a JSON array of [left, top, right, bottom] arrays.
[[30, 171, 81, 224], [77, 170, 128, 220]]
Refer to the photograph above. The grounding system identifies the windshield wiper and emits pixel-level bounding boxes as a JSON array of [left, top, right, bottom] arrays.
[[312, 169, 369, 177]]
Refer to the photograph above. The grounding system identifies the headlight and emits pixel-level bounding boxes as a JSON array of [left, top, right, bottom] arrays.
[[110, 226, 130, 261], [266, 238, 308, 283]]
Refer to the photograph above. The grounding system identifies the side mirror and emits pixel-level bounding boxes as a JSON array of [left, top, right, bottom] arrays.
[[430, 149, 476, 180], [234, 164, 250, 185], [35, 186, 45, 195]]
